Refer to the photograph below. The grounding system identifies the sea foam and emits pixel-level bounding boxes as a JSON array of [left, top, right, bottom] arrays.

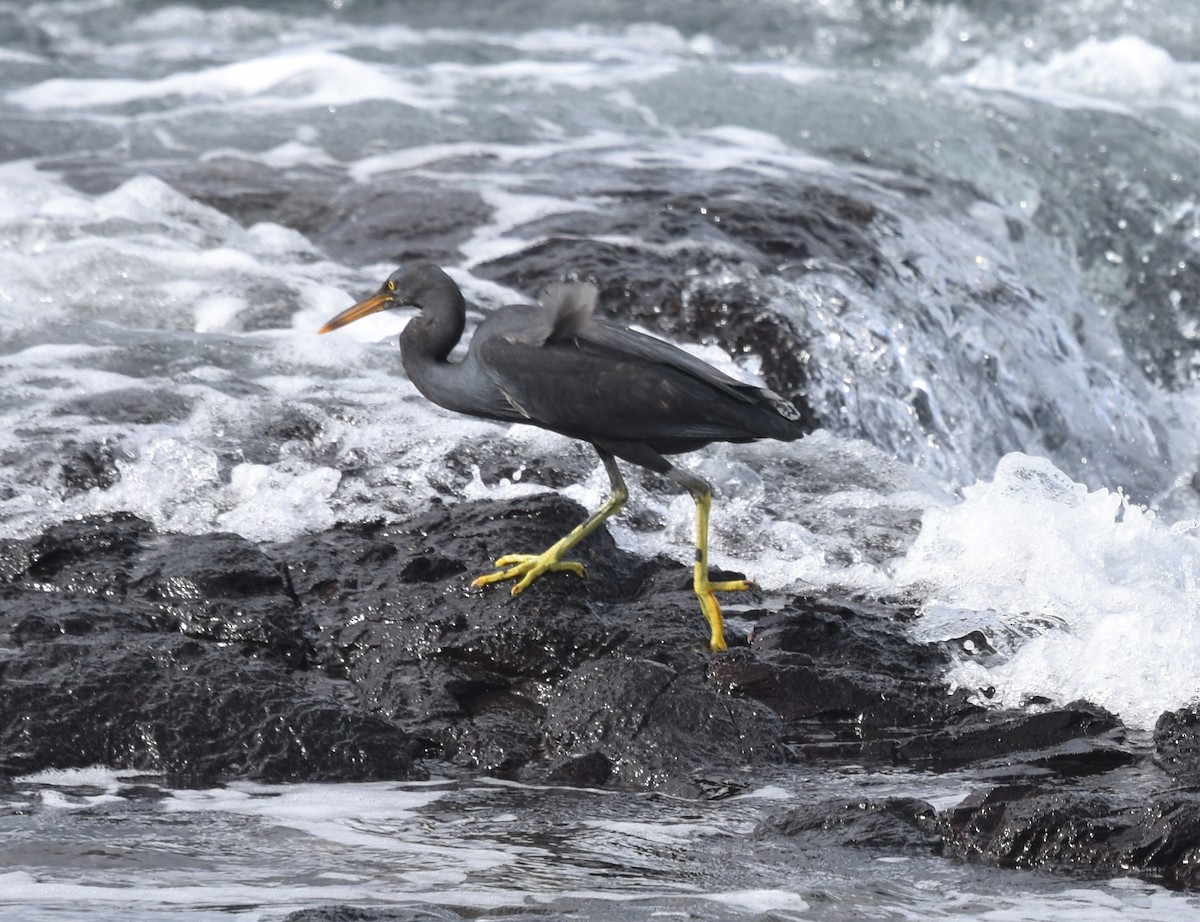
[[899, 452, 1200, 728], [958, 35, 1196, 111]]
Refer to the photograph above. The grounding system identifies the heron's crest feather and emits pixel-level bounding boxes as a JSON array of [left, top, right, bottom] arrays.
[[540, 282, 598, 342]]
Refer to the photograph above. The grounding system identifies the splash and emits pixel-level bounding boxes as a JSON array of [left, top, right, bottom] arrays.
[[898, 453, 1200, 728]]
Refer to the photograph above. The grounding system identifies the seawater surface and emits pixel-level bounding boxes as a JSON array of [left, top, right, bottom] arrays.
[[3, 0, 1200, 918], [4, 767, 1199, 921]]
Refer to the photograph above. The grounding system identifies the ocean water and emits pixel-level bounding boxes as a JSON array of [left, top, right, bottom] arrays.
[[4, 766, 1198, 922], [2, 0, 1200, 917]]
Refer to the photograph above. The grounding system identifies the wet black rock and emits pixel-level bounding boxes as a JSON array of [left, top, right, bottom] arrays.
[[545, 656, 785, 792], [476, 176, 892, 309], [284, 904, 574, 922], [130, 531, 311, 663], [281, 494, 781, 792], [437, 437, 597, 494], [941, 783, 1200, 890], [54, 387, 193, 425], [313, 179, 491, 268], [757, 796, 942, 852], [284, 906, 469, 922], [1154, 705, 1200, 784], [758, 778, 1200, 891], [893, 702, 1128, 771], [715, 595, 976, 764], [0, 513, 421, 783], [4, 496, 1199, 890], [43, 154, 487, 275], [57, 438, 125, 494]]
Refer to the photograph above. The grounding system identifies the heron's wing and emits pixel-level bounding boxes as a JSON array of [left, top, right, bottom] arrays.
[[524, 281, 758, 405], [476, 324, 785, 443], [575, 320, 758, 405], [572, 322, 803, 427]]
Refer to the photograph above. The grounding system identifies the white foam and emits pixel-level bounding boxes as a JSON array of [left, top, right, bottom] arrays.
[[730, 61, 829, 85], [245, 220, 322, 260], [460, 186, 603, 266], [0, 869, 382, 909], [193, 293, 245, 333], [8, 49, 435, 112], [955, 35, 1197, 112], [502, 22, 712, 59], [583, 819, 724, 845], [735, 784, 793, 801], [597, 131, 835, 178], [216, 463, 340, 542], [166, 782, 525, 870], [17, 766, 128, 789], [898, 453, 1200, 727], [85, 437, 222, 530], [606, 430, 942, 597], [38, 789, 125, 810], [166, 780, 445, 821], [704, 889, 809, 913], [256, 139, 339, 170], [347, 133, 626, 181], [0, 47, 45, 65]]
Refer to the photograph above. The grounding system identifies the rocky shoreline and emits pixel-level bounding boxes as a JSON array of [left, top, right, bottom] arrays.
[[4, 496, 1200, 897]]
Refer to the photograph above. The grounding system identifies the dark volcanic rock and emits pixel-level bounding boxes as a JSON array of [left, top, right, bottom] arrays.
[[1, 499, 1153, 797], [6, 493, 1196, 891], [55, 387, 193, 425], [895, 702, 1127, 771], [45, 154, 486, 280], [280, 493, 784, 791], [0, 513, 422, 783], [284, 907, 468, 922], [130, 531, 310, 663], [58, 438, 125, 494], [757, 796, 942, 852], [714, 595, 974, 763], [0, 636, 416, 782], [1154, 705, 1200, 784], [477, 177, 892, 309], [545, 657, 784, 792], [313, 179, 490, 268], [942, 783, 1200, 889]]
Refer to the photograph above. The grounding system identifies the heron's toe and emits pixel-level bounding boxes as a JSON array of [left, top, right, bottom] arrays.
[[473, 553, 586, 594], [708, 577, 755, 592], [492, 553, 531, 567], [693, 574, 756, 652]]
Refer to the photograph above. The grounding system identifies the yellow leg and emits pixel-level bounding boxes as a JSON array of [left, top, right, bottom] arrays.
[[472, 453, 627, 596], [685, 482, 754, 652]]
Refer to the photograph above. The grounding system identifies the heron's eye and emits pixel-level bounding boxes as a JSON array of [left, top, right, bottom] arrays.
[[386, 279, 397, 293]]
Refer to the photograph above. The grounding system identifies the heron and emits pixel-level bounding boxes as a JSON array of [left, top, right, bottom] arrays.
[[319, 263, 807, 650]]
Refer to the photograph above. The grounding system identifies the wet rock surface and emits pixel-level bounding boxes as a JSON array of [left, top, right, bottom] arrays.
[[0, 513, 420, 784], [938, 783, 1200, 890], [2, 497, 1198, 890], [756, 796, 943, 853]]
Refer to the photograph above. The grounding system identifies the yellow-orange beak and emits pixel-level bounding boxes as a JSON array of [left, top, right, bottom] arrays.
[[318, 291, 394, 334]]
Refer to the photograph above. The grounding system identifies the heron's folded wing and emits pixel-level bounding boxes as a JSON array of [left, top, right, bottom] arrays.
[[476, 332, 771, 443]]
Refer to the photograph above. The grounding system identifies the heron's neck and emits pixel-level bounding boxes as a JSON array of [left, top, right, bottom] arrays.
[[399, 297, 467, 406]]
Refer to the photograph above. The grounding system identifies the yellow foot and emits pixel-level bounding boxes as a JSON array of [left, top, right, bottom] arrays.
[[472, 553, 586, 596], [695, 576, 757, 652]]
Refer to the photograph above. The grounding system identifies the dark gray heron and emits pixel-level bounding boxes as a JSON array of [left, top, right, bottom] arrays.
[[319, 263, 807, 650]]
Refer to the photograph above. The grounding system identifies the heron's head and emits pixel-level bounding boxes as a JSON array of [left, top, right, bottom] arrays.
[[318, 263, 456, 334]]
